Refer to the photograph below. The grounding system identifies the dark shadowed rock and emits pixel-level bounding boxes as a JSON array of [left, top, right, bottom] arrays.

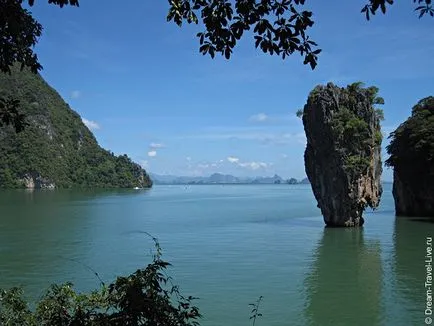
[[302, 82, 383, 227], [386, 97, 434, 217]]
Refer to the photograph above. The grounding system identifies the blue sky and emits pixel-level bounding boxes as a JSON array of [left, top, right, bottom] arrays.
[[28, 1, 434, 180]]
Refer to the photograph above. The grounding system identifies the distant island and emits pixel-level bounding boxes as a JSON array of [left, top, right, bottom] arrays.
[[150, 173, 310, 185]]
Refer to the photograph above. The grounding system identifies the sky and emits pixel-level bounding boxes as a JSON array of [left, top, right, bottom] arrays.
[[27, 0, 434, 180]]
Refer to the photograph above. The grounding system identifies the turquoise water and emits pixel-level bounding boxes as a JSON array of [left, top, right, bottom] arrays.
[[0, 184, 431, 325]]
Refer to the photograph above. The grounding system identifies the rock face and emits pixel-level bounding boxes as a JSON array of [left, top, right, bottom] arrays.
[[302, 82, 383, 227], [392, 171, 434, 216], [386, 96, 434, 217], [20, 172, 55, 189]]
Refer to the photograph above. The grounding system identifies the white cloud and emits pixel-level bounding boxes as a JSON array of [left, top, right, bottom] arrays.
[[82, 118, 100, 131], [184, 159, 224, 173], [238, 162, 268, 170], [227, 155, 270, 171], [227, 156, 240, 163], [146, 143, 164, 158], [71, 90, 81, 99], [249, 113, 268, 122], [150, 143, 164, 149]]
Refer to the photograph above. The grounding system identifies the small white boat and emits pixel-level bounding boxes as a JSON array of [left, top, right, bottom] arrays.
[[133, 187, 140, 190]]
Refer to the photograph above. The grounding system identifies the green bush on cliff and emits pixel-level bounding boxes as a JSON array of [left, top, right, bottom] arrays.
[[343, 155, 371, 173], [374, 130, 383, 146], [329, 82, 383, 175], [386, 96, 434, 172], [0, 67, 152, 189]]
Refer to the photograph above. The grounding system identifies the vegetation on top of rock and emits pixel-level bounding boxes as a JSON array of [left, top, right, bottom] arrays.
[[0, 66, 152, 189], [386, 96, 434, 170], [324, 82, 384, 176]]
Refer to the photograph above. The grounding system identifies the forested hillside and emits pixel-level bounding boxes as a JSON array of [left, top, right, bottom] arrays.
[[0, 67, 152, 189]]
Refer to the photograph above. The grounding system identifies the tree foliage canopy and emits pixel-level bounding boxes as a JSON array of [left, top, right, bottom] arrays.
[[167, 0, 433, 68], [386, 96, 434, 170]]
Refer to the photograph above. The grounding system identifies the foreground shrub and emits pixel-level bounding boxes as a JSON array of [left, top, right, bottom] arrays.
[[0, 236, 200, 326]]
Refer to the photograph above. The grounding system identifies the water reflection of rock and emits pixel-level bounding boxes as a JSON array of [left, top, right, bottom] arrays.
[[304, 228, 382, 326], [393, 217, 432, 324]]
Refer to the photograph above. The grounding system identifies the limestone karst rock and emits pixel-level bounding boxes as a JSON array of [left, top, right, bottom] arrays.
[[302, 82, 383, 227]]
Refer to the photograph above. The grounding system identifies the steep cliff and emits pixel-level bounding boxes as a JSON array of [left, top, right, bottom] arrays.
[[0, 67, 152, 189], [386, 97, 434, 217], [302, 82, 383, 227]]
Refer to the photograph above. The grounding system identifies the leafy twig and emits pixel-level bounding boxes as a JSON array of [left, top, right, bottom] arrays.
[[249, 295, 263, 326]]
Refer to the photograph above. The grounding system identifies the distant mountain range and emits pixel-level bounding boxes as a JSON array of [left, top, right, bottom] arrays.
[[150, 173, 310, 185]]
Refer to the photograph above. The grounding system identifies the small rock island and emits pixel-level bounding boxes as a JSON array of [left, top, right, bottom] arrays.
[[301, 82, 384, 227]]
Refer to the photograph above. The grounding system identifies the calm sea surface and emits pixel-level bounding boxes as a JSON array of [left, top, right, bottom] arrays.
[[0, 184, 431, 325]]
